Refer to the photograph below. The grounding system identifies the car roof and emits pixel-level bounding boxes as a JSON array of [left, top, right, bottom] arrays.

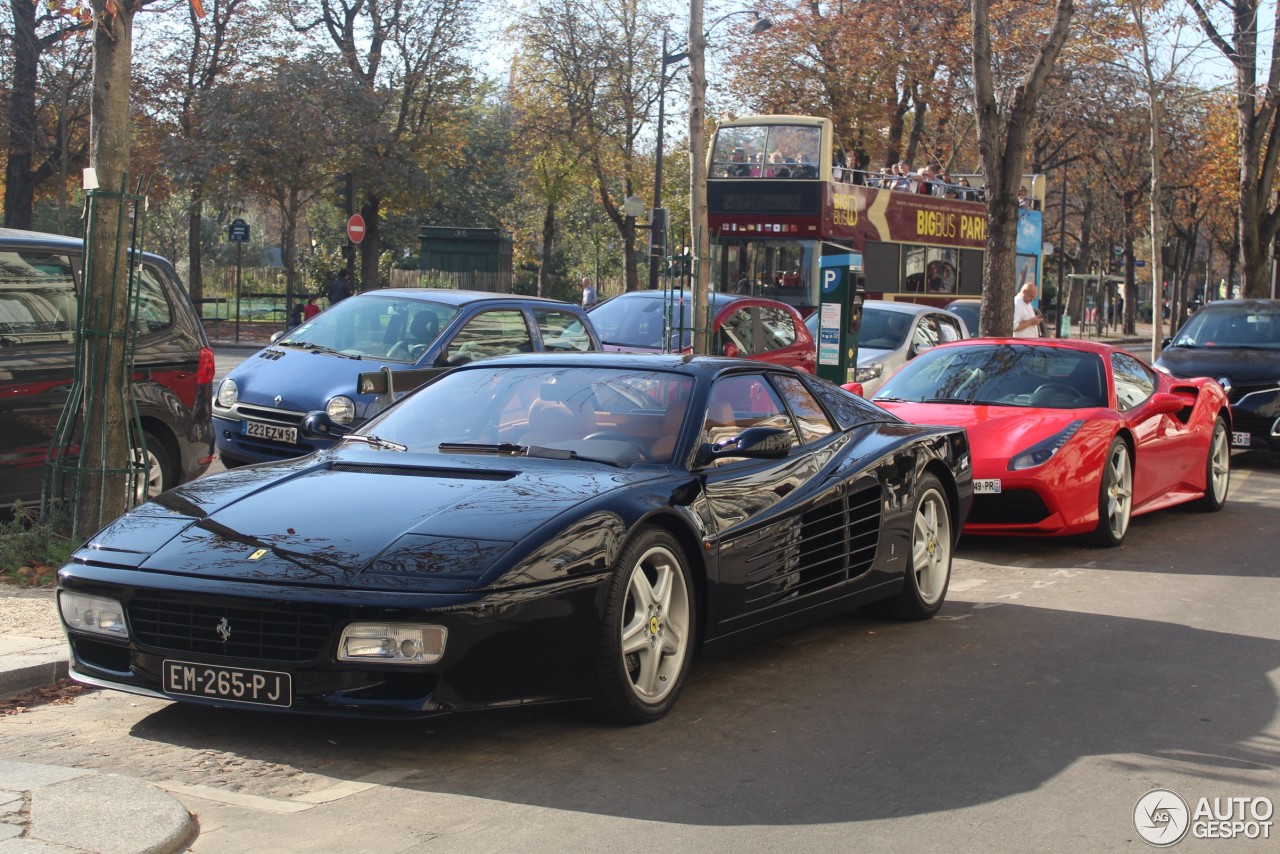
[[864, 299, 958, 317], [355, 289, 581, 307], [1191, 299, 1280, 313], [928, 336, 1123, 357], [450, 351, 800, 377], [593, 290, 779, 309], [0, 226, 172, 268]]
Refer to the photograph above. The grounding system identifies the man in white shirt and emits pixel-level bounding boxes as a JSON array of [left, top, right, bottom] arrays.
[[1013, 282, 1043, 338], [581, 277, 597, 309]]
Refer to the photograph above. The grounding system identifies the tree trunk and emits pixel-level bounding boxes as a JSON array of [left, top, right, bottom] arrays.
[[538, 201, 556, 299], [972, 0, 1074, 337], [4, 0, 39, 229], [78, 0, 137, 539], [359, 195, 380, 291], [187, 190, 205, 303]]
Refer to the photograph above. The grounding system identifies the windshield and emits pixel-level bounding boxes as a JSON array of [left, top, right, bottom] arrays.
[[362, 366, 695, 464], [280, 295, 458, 361], [589, 294, 696, 350], [876, 344, 1108, 409], [1171, 307, 1280, 349], [858, 307, 913, 351]]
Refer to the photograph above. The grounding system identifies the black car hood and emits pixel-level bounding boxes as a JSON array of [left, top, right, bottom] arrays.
[[87, 452, 656, 588], [1158, 346, 1280, 384]]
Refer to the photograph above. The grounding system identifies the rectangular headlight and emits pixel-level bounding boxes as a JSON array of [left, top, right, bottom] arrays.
[[337, 623, 446, 665], [58, 590, 129, 639]]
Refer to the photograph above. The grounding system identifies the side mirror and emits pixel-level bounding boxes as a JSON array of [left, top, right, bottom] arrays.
[[269, 330, 285, 344], [1161, 337, 1172, 349], [436, 352, 472, 368], [301, 410, 352, 439], [840, 382, 865, 397], [696, 426, 791, 465]]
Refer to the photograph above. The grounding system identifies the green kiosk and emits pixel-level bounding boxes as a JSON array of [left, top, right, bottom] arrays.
[[815, 247, 865, 387]]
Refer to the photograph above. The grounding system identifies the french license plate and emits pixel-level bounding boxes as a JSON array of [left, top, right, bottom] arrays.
[[973, 479, 1002, 494], [244, 420, 297, 444], [1231, 431, 1251, 447], [162, 659, 292, 707]]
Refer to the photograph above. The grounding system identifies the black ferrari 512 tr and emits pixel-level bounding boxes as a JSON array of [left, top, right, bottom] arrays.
[[58, 354, 972, 723]]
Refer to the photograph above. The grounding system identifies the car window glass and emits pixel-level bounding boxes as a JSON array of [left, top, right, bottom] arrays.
[[703, 373, 799, 465], [719, 307, 754, 356], [282, 295, 458, 361], [134, 265, 173, 333], [446, 310, 533, 361], [534, 308, 592, 352], [913, 316, 941, 352], [772, 374, 834, 443], [0, 250, 77, 348], [1111, 352, 1156, 411], [758, 305, 797, 351], [937, 316, 964, 343]]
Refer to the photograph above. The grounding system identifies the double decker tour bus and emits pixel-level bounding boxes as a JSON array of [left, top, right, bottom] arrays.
[[706, 115, 1044, 381]]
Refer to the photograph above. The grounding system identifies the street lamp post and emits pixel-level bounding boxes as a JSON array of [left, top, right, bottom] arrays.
[[687, 4, 770, 352]]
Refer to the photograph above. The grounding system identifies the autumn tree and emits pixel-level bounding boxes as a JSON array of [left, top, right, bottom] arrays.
[[3, 0, 92, 229], [515, 0, 663, 293], [133, 0, 275, 303], [283, 0, 480, 293], [972, 0, 1075, 337], [1187, 0, 1280, 299], [202, 58, 379, 304]]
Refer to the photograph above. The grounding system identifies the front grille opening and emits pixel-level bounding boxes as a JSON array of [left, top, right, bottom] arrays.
[[129, 597, 331, 662], [72, 637, 132, 673], [968, 489, 1050, 524]]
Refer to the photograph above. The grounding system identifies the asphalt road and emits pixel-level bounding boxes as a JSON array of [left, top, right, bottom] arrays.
[[5, 439, 1278, 851]]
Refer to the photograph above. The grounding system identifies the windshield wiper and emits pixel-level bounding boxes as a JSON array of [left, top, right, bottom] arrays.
[[343, 433, 407, 451], [920, 397, 975, 404], [276, 340, 362, 359], [438, 441, 625, 467]]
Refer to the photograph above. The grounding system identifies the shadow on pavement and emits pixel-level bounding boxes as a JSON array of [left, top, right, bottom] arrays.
[[126, 601, 1280, 826]]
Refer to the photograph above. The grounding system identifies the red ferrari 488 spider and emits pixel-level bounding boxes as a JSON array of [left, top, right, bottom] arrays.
[[868, 339, 1231, 546]]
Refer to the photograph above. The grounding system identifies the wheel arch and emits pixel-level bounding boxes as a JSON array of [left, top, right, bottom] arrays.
[[922, 458, 961, 546], [137, 416, 179, 485]]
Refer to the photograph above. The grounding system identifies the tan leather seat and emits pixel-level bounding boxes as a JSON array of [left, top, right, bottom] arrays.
[[520, 395, 596, 446], [648, 402, 689, 462]]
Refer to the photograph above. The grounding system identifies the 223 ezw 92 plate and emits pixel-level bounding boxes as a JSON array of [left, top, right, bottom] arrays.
[[162, 660, 292, 707], [973, 479, 1002, 494], [243, 420, 298, 444]]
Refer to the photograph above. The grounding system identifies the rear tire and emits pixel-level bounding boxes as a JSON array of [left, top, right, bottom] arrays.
[[592, 527, 695, 724], [1192, 416, 1230, 512], [1088, 437, 1132, 547], [134, 431, 173, 503], [869, 473, 952, 621]]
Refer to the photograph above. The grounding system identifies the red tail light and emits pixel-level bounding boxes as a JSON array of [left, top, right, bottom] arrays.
[[197, 347, 216, 385]]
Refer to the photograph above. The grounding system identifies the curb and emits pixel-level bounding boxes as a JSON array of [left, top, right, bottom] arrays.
[[0, 657, 68, 698]]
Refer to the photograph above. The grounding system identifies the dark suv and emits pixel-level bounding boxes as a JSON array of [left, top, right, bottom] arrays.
[[0, 228, 215, 509]]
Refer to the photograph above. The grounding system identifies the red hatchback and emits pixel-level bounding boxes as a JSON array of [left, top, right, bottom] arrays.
[[588, 290, 816, 373]]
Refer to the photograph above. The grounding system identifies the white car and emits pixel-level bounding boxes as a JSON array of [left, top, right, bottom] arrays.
[[806, 300, 968, 395]]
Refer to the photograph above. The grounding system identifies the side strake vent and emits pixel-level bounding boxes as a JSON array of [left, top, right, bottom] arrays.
[[329, 463, 515, 481], [796, 483, 881, 589]]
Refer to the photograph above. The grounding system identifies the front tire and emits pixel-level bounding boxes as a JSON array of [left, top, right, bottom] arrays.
[[871, 473, 953, 621], [1089, 437, 1132, 547], [1192, 416, 1230, 512], [592, 527, 695, 724]]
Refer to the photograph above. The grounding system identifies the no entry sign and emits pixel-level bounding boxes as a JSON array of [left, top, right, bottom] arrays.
[[347, 214, 366, 244]]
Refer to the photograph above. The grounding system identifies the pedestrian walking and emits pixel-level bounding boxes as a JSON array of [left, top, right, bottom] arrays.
[[329, 269, 353, 305]]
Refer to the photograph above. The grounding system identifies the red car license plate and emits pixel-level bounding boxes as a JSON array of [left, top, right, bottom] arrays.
[[162, 660, 292, 707]]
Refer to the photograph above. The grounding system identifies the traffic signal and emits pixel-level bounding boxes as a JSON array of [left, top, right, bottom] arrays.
[[334, 172, 353, 215]]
